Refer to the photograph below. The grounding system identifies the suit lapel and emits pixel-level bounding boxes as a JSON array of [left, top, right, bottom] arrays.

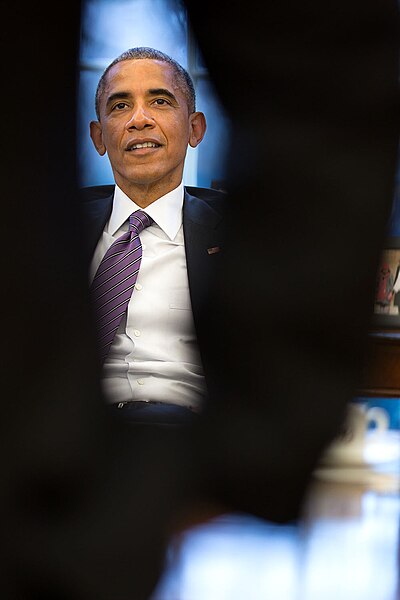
[[183, 188, 225, 324], [81, 186, 115, 263]]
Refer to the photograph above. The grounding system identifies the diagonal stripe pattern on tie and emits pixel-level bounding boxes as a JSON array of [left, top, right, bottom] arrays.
[[90, 209, 153, 365]]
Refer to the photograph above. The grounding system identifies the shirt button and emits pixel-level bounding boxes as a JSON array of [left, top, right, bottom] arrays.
[[134, 329, 141, 337], [135, 283, 142, 290], [137, 379, 144, 385], [142, 244, 146, 250]]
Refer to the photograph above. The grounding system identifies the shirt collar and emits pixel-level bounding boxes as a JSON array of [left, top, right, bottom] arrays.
[[107, 183, 184, 241]]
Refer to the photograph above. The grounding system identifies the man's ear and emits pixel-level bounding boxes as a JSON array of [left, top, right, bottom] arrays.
[[188, 112, 207, 148], [90, 120, 106, 156]]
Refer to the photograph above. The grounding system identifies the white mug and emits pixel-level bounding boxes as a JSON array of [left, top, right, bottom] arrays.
[[319, 403, 389, 467]]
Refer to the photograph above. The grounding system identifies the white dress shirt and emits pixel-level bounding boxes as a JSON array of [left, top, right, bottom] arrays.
[[89, 183, 206, 410]]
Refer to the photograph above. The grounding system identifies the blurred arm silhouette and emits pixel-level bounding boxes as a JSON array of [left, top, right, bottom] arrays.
[[1, 1, 399, 599], [1, 4, 186, 600], [184, 0, 400, 519]]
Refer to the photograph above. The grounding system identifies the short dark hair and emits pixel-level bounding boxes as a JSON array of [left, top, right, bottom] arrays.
[[95, 47, 196, 120]]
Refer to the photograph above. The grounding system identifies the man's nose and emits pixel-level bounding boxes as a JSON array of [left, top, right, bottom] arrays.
[[125, 105, 154, 130]]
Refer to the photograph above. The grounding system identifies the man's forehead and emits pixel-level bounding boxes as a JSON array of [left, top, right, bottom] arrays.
[[105, 58, 175, 89]]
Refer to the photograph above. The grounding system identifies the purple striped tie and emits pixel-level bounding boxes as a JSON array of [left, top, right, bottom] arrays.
[[90, 209, 153, 364]]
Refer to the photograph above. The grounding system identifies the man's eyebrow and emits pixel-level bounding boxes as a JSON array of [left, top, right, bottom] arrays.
[[105, 91, 131, 107], [105, 88, 178, 108], [148, 88, 178, 103]]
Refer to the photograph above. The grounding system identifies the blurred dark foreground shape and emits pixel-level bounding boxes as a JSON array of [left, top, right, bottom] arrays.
[[1, 1, 399, 599], [184, 0, 400, 518]]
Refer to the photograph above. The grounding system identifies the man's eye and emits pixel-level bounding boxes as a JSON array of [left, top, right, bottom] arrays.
[[113, 102, 128, 110], [154, 98, 169, 106]]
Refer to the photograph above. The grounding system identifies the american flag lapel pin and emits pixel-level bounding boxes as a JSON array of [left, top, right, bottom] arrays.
[[207, 246, 220, 255]]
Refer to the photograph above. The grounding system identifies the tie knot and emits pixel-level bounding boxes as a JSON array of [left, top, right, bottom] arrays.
[[129, 210, 153, 234]]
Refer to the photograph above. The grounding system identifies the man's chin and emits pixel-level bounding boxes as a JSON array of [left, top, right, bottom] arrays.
[[116, 169, 183, 193]]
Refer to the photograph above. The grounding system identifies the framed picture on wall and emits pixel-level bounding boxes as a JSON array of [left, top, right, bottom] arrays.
[[372, 237, 400, 329]]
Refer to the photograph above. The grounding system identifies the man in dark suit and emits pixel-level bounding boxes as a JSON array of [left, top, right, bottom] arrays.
[[82, 47, 227, 423]]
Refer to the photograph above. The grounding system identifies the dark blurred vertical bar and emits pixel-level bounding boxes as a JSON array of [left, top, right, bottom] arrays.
[[184, 0, 400, 520], [0, 3, 184, 599]]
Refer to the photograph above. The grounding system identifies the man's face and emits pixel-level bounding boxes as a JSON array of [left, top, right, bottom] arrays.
[[90, 59, 206, 200]]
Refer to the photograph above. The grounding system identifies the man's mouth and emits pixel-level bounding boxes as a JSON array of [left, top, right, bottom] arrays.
[[126, 141, 161, 151]]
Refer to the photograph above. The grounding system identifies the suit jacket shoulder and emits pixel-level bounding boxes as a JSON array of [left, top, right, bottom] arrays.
[[184, 185, 228, 224]]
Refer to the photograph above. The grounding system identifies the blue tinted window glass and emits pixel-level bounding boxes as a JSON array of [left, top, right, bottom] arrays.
[[196, 78, 231, 189]]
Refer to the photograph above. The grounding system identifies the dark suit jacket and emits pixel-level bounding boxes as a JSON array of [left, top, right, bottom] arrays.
[[80, 184, 228, 370]]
